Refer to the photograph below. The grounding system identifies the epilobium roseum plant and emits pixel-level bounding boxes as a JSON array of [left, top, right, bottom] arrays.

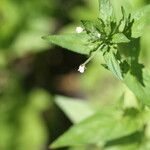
[[43, 0, 150, 149]]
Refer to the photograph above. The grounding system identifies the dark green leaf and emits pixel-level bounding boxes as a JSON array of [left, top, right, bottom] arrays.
[[104, 130, 144, 150]]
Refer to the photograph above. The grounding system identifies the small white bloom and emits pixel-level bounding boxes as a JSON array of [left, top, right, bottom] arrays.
[[97, 33, 101, 38], [76, 26, 83, 33], [78, 65, 86, 73]]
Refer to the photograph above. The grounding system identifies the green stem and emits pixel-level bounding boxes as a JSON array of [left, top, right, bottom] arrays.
[[82, 45, 103, 66]]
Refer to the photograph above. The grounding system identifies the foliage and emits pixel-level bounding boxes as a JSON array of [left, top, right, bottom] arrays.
[[1, 0, 150, 150], [43, 0, 150, 149]]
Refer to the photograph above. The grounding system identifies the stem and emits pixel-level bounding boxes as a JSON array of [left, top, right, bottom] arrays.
[[82, 45, 103, 66]]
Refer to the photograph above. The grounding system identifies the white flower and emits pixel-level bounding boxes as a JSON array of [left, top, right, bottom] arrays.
[[97, 33, 101, 38], [78, 65, 86, 73], [76, 26, 83, 33]]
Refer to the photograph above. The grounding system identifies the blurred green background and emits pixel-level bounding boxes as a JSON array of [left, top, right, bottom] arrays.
[[0, 0, 150, 150]]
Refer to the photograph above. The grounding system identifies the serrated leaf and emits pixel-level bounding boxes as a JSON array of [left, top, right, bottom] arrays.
[[99, 0, 115, 22], [103, 50, 123, 80], [112, 33, 130, 43], [110, 0, 132, 21], [132, 4, 150, 38], [55, 96, 95, 124], [50, 107, 144, 149], [42, 33, 93, 55], [81, 20, 101, 39], [124, 69, 150, 107], [81, 20, 96, 34]]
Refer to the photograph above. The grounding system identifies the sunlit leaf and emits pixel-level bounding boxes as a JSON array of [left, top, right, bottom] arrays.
[[124, 69, 150, 107], [99, 0, 115, 22], [55, 96, 95, 124], [50, 107, 144, 148], [132, 4, 150, 38]]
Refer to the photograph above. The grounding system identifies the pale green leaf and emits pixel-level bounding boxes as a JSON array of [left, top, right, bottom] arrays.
[[132, 4, 150, 38], [99, 0, 115, 22], [55, 96, 95, 124], [42, 33, 93, 55], [50, 107, 144, 148], [112, 33, 130, 44], [124, 69, 150, 107]]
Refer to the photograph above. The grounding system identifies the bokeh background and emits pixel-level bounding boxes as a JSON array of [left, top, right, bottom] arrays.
[[0, 0, 150, 150]]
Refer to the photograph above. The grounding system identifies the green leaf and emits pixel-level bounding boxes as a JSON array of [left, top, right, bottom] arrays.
[[112, 33, 130, 44], [50, 107, 144, 149], [103, 50, 123, 80], [81, 20, 100, 38], [99, 0, 115, 22], [42, 33, 93, 55], [81, 20, 96, 33], [132, 4, 150, 38], [124, 69, 150, 107], [104, 131, 144, 150], [13, 31, 49, 57], [55, 96, 95, 124]]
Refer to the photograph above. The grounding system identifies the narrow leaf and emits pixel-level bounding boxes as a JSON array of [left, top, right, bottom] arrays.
[[42, 33, 93, 55], [104, 50, 123, 80]]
